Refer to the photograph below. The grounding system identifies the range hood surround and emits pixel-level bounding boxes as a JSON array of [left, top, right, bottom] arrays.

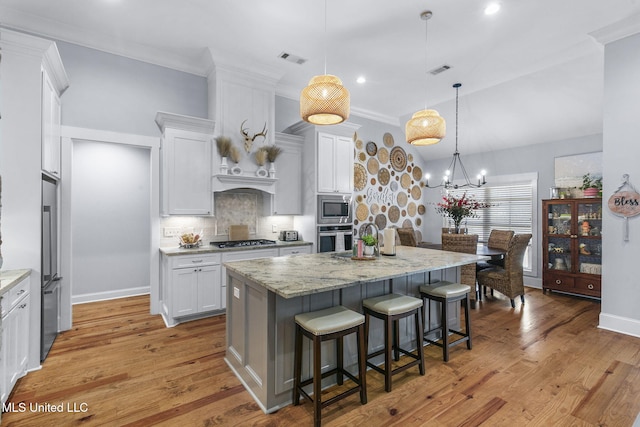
[[212, 174, 277, 194]]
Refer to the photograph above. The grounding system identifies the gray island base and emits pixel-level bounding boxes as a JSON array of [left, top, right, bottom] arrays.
[[224, 246, 486, 413]]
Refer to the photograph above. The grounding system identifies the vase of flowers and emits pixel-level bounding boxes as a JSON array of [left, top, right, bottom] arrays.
[[436, 192, 489, 233], [264, 145, 282, 178], [215, 136, 232, 175], [255, 147, 269, 177]]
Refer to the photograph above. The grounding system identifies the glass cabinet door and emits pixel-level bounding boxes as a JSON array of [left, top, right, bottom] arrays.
[[576, 202, 602, 276], [546, 202, 573, 272]]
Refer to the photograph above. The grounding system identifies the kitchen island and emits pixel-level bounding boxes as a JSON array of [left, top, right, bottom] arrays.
[[224, 246, 485, 413]]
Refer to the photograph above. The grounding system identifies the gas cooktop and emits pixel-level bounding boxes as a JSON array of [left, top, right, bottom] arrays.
[[212, 239, 276, 249]]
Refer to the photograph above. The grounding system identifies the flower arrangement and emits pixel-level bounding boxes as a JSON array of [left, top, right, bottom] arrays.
[[264, 145, 282, 163], [435, 192, 490, 230], [255, 147, 268, 166], [229, 145, 241, 164], [215, 136, 232, 158]]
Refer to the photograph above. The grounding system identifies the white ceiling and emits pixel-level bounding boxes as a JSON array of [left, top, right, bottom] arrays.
[[2, 0, 640, 159]]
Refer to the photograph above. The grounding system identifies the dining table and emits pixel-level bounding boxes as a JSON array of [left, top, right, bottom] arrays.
[[418, 242, 506, 259]]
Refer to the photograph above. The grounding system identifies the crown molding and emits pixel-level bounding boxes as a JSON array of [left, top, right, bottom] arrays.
[[155, 112, 215, 134], [589, 13, 640, 45]]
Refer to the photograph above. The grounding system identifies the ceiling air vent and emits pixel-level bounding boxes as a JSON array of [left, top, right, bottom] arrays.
[[429, 64, 452, 75], [279, 52, 307, 65]]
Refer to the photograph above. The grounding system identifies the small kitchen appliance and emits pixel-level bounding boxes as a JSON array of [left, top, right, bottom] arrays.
[[279, 230, 299, 241]]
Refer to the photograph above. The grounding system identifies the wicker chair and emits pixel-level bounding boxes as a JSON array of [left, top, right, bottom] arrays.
[[441, 233, 479, 302], [477, 233, 532, 308], [476, 229, 515, 271], [397, 228, 418, 247]]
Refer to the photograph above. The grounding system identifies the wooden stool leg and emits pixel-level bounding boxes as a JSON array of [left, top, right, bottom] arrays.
[[415, 308, 425, 375], [464, 294, 472, 350], [313, 335, 322, 427], [441, 298, 450, 362], [357, 324, 368, 404], [293, 324, 302, 406], [337, 335, 344, 385], [384, 315, 393, 392], [393, 319, 400, 361]]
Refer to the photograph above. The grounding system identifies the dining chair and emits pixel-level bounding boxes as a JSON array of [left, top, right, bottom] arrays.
[[476, 233, 532, 308], [397, 227, 418, 247], [441, 233, 479, 302], [476, 229, 514, 271]]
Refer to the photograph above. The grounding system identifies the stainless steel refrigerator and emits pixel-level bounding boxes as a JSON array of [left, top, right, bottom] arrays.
[[42, 175, 60, 361]]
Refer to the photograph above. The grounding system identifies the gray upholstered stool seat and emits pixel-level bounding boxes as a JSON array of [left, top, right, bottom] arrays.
[[293, 305, 367, 427], [362, 293, 425, 392], [420, 281, 472, 362], [295, 305, 365, 335]]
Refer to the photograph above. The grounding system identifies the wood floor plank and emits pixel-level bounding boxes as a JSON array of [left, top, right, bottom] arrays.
[[4, 290, 640, 426]]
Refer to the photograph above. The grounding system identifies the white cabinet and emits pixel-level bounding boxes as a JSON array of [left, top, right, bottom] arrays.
[[278, 246, 311, 257], [155, 112, 216, 216], [41, 69, 62, 177], [273, 133, 304, 215], [317, 132, 353, 194], [161, 253, 222, 326], [1, 276, 30, 405]]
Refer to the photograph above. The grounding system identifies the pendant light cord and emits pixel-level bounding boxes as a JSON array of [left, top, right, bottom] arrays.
[[324, 0, 327, 75], [423, 14, 429, 110], [455, 84, 460, 153]]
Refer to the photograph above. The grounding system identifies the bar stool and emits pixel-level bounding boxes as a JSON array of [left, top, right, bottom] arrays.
[[420, 281, 472, 362], [362, 293, 424, 392], [293, 305, 367, 427]]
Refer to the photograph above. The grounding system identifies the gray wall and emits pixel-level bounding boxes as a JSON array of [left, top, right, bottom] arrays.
[[600, 32, 640, 336], [57, 41, 208, 136]]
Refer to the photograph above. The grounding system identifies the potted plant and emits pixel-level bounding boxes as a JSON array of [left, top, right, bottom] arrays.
[[361, 234, 377, 256], [580, 173, 602, 198]]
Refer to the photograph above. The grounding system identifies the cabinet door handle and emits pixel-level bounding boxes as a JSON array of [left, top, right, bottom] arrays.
[[555, 279, 562, 285], [587, 284, 594, 290], [192, 260, 203, 263], [17, 289, 25, 296], [19, 304, 27, 309], [291, 251, 299, 254]]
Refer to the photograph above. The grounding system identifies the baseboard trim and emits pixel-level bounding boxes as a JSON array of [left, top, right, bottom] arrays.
[[599, 312, 640, 338], [72, 287, 150, 305]]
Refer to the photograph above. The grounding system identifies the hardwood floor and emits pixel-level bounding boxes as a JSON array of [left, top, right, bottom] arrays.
[[4, 288, 640, 426]]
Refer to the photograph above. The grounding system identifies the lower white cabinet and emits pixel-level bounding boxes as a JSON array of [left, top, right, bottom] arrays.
[[1, 276, 30, 405], [161, 245, 312, 326], [161, 253, 222, 327]]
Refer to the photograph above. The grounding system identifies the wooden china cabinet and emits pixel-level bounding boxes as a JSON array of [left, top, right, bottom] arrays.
[[542, 198, 602, 298]]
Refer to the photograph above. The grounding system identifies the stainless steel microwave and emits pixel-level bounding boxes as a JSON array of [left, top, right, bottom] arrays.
[[317, 195, 352, 224]]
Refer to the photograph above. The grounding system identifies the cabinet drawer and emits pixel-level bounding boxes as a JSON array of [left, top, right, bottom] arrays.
[[544, 274, 575, 290], [1, 276, 30, 317], [171, 253, 221, 269], [279, 246, 311, 257], [575, 277, 601, 295]]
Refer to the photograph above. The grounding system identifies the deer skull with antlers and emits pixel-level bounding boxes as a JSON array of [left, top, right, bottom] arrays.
[[240, 120, 268, 153]]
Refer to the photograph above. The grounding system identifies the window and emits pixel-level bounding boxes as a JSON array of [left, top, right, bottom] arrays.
[[448, 173, 537, 275]]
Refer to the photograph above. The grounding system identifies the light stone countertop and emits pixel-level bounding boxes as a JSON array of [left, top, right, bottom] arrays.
[[224, 246, 488, 299], [160, 240, 312, 256], [0, 269, 31, 296]]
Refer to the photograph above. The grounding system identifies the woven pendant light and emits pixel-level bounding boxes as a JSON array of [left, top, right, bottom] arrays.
[[405, 11, 445, 145], [405, 109, 445, 146], [300, 74, 350, 125], [300, 0, 350, 125]]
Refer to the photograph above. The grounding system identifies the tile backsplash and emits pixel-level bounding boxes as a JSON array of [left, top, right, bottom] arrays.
[[160, 189, 294, 247]]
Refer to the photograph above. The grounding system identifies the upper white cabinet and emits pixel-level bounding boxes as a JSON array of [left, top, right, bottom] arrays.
[[41, 69, 63, 177], [317, 132, 353, 194], [273, 133, 304, 215], [155, 112, 216, 216]]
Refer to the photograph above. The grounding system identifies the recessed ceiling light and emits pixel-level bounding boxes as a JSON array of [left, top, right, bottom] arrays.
[[484, 3, 501, 15], [356, 76, 366, 84]]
